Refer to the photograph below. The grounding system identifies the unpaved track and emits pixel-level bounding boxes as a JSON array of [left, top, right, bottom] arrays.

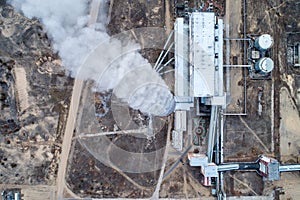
[[164, 0, 172, 34], [56, 1, 101, 199], [228, 174, 258, 196], [239, 116, 270, 152], [56, 79, 84, 200], [151, 117, 173, 199]]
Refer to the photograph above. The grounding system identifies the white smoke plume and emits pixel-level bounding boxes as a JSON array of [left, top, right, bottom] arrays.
[[9, 0, 108, 74], [9, 0, 175, 116]]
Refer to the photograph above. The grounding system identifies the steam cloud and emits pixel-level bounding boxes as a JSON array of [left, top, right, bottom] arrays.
[[9, 0, 175, 116]]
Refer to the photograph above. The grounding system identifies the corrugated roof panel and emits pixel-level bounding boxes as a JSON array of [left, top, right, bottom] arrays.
[[190, 12, 216, 97]]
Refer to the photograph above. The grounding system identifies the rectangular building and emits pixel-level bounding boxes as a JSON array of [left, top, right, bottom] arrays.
[[175, 18, 190, 97], [190, 12, 216, 97]]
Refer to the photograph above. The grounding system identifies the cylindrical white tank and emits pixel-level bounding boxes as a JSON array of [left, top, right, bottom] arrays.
[[255, 57, 274, 73], [255, 34, 273, 51]]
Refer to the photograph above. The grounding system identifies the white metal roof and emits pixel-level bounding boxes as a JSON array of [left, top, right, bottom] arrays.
[[188, 153, 208, 167], [175, 18, 189, 97], [174, 110, 187, 131], [172, 130, 183, 151], [203, 163, 218, 177], [174, 12, 225, 106], [215, 18, 224, 97], [190, 12, 215, 97]]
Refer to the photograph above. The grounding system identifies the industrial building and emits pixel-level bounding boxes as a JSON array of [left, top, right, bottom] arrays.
[[172, 11, 225, 152], [168, 7, 300, 199], [292, 43, 300, 67], [249, 34, 274, 79], [174, 12, 224, 102]]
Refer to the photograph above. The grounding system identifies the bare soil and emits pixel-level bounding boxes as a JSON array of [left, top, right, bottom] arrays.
[[224, 0, 300, 197], [0, 3, 72, 187]]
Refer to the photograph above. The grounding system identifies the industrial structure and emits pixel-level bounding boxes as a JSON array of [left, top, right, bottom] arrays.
[[248, 34, 274, 78], [289, 42, 300, 67], [287, 35, 300, 68], [255, 34, 274, 51], [163, 6, 300, 199], [188, 153, 300, 185], [171, 11, 225, 152], [255, 57, 274, 74], [293, 43, 300, 67]]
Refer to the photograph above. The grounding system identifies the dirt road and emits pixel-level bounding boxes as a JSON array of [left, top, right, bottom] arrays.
[[164, 0, 172, 34], [56, 79, 83, 200], [151, 117, 172, 199], [56, 2, 102, 199]]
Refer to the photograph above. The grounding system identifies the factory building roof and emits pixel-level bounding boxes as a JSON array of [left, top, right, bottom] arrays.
[[259, 155, 280, 181], [190, 12, 215, 97], [174, 11, 225, 107], [188, 153, 208, 167], [175, 18, 189, 97], [202, 163, 218, 177]]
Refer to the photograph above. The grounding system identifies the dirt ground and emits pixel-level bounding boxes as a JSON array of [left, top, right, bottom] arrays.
[[65, 0, 178, 198], [247, 0, 300, 199], [274, 172, 300, 200], [0, 2, 72, 190], [2, 0, 300, 199], [224, 171, 264, 196], [224, 0, 300, 197], [66, 0, 219, 198], [160, 159, 212, 198], [279, 87, 300, 163], [66, 141, 156, 198]]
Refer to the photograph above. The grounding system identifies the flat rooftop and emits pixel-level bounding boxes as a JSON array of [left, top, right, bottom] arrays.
[[190, 12, 216, 97]]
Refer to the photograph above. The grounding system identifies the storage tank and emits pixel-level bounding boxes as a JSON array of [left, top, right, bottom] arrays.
[[255, 34, 273, 51], [255, 57, 274, 74]]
